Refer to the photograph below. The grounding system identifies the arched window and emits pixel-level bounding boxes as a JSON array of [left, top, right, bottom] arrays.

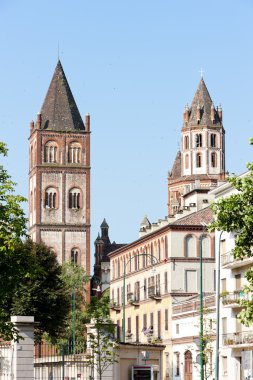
[[185, 154, 189, 169], [195, 134, 202, 148], [201, 236, 210, 258], [184, 135, 189, 149], [185, 235, 195, 257], [196, 153, 202, 168], [210, 134, 217, 147], [69, 188, 81, 209], [157, 240, 161, 261], [211, 152, 217, 167], [45, 187, 57, 209], [44, 141, 58, 163], [71, 248, 79, 264], [165, 236, 168, 259], [68, 142, 82, 164]]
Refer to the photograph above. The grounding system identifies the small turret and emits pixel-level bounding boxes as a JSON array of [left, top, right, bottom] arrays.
[[211, 103, 215, 124], [184, 104, 190, 123], [218, 104, 222, 122], [36, 113, 42, 129]]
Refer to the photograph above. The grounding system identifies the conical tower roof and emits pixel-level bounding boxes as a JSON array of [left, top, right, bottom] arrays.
[[187, 78, 221, 127], [100, 218, 109, 229], [169, 150, 181, 178], [40, 60, 85, 131]]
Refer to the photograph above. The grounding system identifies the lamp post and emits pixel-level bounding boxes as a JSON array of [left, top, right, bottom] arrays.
[[215, 231, 223, 380], [122, 253, 158, 343], [199, 233, 204, 380]]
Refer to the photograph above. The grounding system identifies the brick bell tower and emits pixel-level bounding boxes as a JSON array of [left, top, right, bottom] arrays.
[[168, 77, 226, 215], [28, 60, 90, 273]]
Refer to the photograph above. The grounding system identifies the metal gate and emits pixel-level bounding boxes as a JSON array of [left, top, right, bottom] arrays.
[[34, 342, 91, 380]]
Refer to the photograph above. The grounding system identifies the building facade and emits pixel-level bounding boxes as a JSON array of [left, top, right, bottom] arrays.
[[28, 61, 90, 272], [211, 177, 253, 380]]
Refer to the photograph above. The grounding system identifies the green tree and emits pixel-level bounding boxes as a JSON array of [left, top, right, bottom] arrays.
[[210, 160, 253, 325], [9, 240, 71, 342], [85, 296, 118, 380], [0, 142, 27, 340], [60, 261, 89, 343]]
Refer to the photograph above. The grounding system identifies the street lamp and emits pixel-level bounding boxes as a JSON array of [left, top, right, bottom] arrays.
[[122, 253, 159, 343], [215, 231, 223, 380]]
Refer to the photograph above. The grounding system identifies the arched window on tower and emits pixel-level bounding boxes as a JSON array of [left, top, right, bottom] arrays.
[[71, 248, 79, 264], [210, 134, 217, 147], [45, 187, 57, 209], [44, 141, 58, 163], [211, 152, 217, 168], [195, 134, 202, 148], [68, 142, 82, 164], [184, 135, 189, 149], [69, 188, 81, 209], [185, 154, 189, 169], [196, 153, 202, 168]]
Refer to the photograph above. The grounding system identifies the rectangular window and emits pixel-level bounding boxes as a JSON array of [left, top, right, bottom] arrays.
[[157, 310, 161, 339], [136, 316, 139, 342], [127, 317, 131, 333], [235, 274, 241, 290], [150, 312, 154, 329], [117, 288, 120, 306], [176, 324, 179, 334], [176, 352, 180, 376], [144, 278, 147, 299], [143, 314, 147, 330], [156, 274, 160, 295], [165, 309, 169, 331], [164, 271, 168, 293], [134, 281, 140, 301], [221, 278, 227, 292], [116, 320, 120, 340], [185, 270, 197, 292]]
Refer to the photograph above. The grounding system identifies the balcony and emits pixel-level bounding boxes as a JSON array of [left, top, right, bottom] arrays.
[[172, 295, 215, 315], [221, 290, 251, 308], [221, 251, 253, 269], [148, 286, 162, 300], [109, 302, 121, 312], [223, 331, 253, 348], [128, 296, 140, 306]]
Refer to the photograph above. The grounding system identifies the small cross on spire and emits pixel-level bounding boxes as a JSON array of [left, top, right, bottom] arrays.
[[199, 68, 204, 79]]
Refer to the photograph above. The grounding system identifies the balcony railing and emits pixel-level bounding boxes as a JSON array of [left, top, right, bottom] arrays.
[[221, 251, 253, 268], [221, 291, 251, 306], [109, 302, 121, 311], [223, 331, 253, 347], [172, 295, 215, 315]]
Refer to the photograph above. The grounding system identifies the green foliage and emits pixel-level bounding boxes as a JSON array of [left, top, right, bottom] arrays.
[[0, 142, 28, 340], [210, 157, 253, 326], [60, 262, 89, 343], [85, 296, 118, 380], [210, 163, 253, 260], [9, 240, 71, 342]]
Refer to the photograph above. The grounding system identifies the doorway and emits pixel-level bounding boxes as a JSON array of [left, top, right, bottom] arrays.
[[184, 350, 192, 380]]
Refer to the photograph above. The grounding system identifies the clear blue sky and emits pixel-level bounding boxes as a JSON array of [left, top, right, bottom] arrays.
[[0, 0, 253, 255]]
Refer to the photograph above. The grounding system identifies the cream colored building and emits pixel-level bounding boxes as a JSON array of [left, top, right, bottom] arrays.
[[211, 177, 253, 380], [109, 199, 216, 379]]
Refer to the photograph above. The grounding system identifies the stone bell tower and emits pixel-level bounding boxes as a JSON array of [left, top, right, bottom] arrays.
[[28, 60, 90, 273], [168, 78, 225, 215]]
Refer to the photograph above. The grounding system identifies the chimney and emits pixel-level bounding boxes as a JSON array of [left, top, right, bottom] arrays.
[[85, 113, 90, 131], [36, 113, 42, 129]]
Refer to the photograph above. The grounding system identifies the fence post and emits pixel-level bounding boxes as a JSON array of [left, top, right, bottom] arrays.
[[11, 316, 34, 380]]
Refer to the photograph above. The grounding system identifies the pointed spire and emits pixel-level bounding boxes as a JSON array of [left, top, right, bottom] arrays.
[[40, 60, 85, 131], [140, 215, 151, 229], [100, 218, 109, 229], [169, 150, 181, 178], [186, 78, 221, 127]]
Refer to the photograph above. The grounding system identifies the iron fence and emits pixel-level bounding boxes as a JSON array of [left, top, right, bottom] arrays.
[[34, 342, 92, 380]]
